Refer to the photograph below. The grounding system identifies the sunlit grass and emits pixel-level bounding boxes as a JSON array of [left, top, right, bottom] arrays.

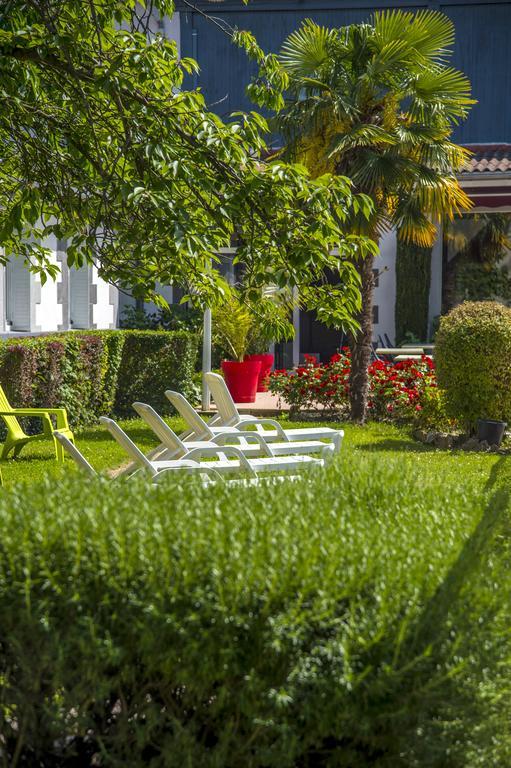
[[0, 416, 501, 492]]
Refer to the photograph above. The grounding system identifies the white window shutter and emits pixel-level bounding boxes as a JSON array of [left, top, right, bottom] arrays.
[[6, 256, 31, 331], [70, 265, 91, 329]]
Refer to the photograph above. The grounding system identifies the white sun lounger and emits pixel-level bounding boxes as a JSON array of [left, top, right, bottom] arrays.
[[204, 372, 344, 446], [96, 417, 255, 483], [165, 390, 338, 458], [54, 431, 96, 475], [54, 429, 222, 484], [131, 403, 325, 475]]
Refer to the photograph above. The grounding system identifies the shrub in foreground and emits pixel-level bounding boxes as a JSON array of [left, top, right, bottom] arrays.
[[436, 301, 511, 430], [1, 459, 510, 766]]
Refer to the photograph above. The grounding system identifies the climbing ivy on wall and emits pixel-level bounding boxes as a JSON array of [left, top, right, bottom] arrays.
[[395, 239, 432, 344]]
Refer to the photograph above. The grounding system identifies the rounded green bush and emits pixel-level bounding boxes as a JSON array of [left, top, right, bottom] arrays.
[[435, 301, 511, 429]]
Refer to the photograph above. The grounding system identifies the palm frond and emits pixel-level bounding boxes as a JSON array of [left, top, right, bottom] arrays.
[[413, 176, 473, 218], [415, 141, 472, 173], [407, 10, 455, 62], [328, 124, 396, 158], [347, 150, 418, 192], [393, 197, 438, 247], [279, 19, 337, 77], [373, 9, 454, 65], [394, 123, 446, 147], [411, 67, 475, 119], [365, 38, 417, 79], [276, 9, 473, 239], [372, 9, 417, 47]]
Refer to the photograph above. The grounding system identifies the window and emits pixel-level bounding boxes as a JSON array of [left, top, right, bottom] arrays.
[[443, 212, 511, 312]]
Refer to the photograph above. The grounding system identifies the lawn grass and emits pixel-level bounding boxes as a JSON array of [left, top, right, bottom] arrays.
[[2, 432, 510, 764], [0, 415, 502, 491]]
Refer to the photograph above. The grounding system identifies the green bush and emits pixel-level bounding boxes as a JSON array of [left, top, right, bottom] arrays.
[[435, 301, 511, 430], [414, 385, 454, 431], [0, 458, 510, 766], [0, 329, 198, 426], [114, 330, 198, 416]]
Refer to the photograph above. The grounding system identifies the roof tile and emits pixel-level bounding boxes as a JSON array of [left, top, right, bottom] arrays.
[[462, 144, 511, 174]]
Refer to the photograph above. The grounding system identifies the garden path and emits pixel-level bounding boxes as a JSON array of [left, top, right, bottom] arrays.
[[203, 391, 290, 416]]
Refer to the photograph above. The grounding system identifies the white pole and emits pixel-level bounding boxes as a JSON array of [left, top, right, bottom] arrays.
[[202, 306, 212, 410], [292, 287, 300, 366]]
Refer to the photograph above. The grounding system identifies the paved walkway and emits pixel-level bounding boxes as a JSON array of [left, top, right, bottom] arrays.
[[202, 390, 289, 416]]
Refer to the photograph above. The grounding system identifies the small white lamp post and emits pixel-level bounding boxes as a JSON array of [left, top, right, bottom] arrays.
[[202, 306, 212, 411]]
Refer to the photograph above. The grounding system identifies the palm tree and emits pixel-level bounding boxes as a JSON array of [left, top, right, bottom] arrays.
[[277, 10, 474, 422]]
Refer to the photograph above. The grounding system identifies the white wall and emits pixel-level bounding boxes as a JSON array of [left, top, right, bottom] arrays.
[[163, 12, 180, 52], [373, 230, 397, 345], [92, 267, 116, 329], [34, 235, 64, 331]]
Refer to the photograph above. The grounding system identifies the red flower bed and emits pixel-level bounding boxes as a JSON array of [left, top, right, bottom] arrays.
[[269, 349, 436, 421]]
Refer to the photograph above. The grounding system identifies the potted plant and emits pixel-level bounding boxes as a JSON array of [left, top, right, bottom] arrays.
[[244, 346, 275, 392], [245, 292, 295, 391], [213, 295, 261, 403]]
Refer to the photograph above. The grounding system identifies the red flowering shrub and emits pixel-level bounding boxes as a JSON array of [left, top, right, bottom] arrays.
[[270, 350, 437, 422]]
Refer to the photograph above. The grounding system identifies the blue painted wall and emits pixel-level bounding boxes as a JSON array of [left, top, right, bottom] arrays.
[[178, 0, 511, 144]]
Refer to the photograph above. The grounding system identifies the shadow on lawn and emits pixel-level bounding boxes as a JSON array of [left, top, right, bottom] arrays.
[[484, 455, 511, 493], [368, 457, 511, 743], [403, 474, 510, 666], [0, 452, 56, 465]]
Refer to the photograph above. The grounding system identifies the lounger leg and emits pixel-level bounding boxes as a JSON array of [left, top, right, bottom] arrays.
[[1, 439, 12, 460], [12, 442, 25, 459], [54, 437, 64, 463]]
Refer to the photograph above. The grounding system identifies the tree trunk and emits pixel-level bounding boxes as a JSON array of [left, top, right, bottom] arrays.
[[349, 255, 375, 423]]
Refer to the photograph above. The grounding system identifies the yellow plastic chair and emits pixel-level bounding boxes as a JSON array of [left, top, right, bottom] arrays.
[[0, 385, 74, 462]]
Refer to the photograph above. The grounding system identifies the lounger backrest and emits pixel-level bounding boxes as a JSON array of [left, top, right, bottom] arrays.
[[204, 373, 240, 424], [132, 402, 187, 457], [165, 391, 214, 440], [99, 417, 156, 475], [0, 384, 24, 439], [54, 431, 96, 475]]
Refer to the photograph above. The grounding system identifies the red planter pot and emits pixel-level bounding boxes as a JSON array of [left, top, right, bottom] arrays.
[[245, 353, 275, 392], [221, 359, 262, 403]]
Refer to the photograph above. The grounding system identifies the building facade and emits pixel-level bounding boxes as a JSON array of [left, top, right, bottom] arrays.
[[0, 237, 118, 335], [177, 0, 511, 362], [5, 1, 511, 363]]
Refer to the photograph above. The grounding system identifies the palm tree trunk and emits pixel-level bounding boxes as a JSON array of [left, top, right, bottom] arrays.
[[349, 255, 375, 423]]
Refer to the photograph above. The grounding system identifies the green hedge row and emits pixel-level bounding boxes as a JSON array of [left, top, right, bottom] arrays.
[[394, 238, 432, 344], [0, 330, 198, 426], [0, 457, 510, 766]]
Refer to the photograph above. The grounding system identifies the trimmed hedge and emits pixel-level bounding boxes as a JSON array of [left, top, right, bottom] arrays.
[[0, 458, 510, 766], [436, 301, 511, 430], [0, 330, 198, 426], [114, 330, 199, 416]]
